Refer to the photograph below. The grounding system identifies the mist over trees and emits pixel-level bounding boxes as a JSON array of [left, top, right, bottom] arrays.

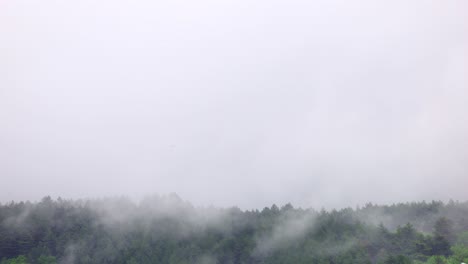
[[2, 1, 467, 264], [1, 195, 468, 264]]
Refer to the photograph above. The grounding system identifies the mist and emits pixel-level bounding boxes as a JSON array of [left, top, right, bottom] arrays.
[[3, 196, 468, 263], [1, 0, 468, 209]]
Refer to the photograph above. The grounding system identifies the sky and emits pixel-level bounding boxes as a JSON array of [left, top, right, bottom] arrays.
[[1, 0, 467, 209]]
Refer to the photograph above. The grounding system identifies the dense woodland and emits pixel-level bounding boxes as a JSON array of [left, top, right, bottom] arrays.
[[1, 195, 468, 264]]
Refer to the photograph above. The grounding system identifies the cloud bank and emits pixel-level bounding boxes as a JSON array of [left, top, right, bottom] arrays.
[[0, 0, 467, 209]]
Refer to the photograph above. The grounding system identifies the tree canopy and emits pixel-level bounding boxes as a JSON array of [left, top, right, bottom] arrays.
[[1, 197, 468, 264]]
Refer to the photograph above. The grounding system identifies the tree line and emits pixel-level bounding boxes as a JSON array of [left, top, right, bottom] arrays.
[[1, 195, 468, 264]]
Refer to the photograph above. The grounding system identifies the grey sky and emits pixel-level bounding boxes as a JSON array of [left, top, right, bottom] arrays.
[[1, 0, 467, 209]]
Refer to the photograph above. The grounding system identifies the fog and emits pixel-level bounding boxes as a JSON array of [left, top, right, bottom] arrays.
[[254, 208, 317, 255], [1, 0, 467, 209]]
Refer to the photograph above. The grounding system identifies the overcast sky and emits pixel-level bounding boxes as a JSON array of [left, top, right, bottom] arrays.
[[1, 0, 467, 209]]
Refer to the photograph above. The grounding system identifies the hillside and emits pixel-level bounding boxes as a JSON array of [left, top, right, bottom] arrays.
[[1, 196, 468, 264]]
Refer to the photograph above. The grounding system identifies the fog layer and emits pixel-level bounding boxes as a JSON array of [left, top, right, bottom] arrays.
[[1, 0, 467, 208]]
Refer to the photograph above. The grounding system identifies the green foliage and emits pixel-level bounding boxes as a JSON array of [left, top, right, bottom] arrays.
[[1, 197, 468, 263], [450, 244, 468, 262], [434, 218, 455, 244], [426, 256, 460, 264], [37, 255, 57, 264], [456, 231, 468, 246], [0, 255, 28, 264], [382, 255, 413, 264]]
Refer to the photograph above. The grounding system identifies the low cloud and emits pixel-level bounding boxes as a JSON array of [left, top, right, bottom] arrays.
[[254, 209, 317, 256]]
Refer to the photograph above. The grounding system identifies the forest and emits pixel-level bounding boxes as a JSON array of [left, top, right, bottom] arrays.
[[1, 195, 468, 264]]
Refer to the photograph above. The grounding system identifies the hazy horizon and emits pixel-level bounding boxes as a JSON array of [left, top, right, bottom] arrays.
[[2, 193, 467, 212], [1, 0, 467, 210]]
